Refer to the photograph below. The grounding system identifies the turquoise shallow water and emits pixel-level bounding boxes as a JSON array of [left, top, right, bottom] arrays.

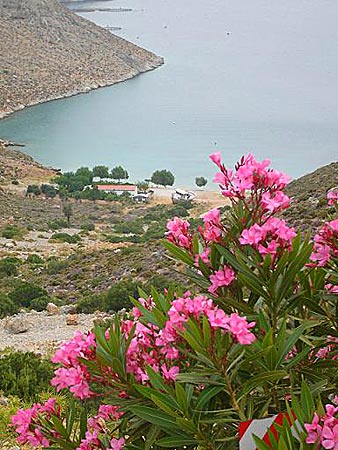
[[1, 0, 338, 186]]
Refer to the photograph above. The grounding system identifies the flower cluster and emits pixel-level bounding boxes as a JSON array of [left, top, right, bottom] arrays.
[[166, 217, 192, 249], [208, 265, 236, 294], [51, 331, 96, 399], [157, 294, 256, 346], [123, 293, 256, 384], [311, 219, 338, 266], [240, 217, 296, 259], [305, 404, 338, 449], [11, 399, 60, 448], [328, 188, 338, 207], [199, 208, 223, 244], [78, 405, 124, 450], [210, 152, 290, 213]]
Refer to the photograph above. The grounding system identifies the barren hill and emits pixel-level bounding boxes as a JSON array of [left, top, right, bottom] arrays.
[[282, 162, 338, 233], [0, 0, 163, 118]]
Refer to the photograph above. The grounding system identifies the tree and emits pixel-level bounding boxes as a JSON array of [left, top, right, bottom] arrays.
[[151, 169, 175, 187], [75, 167, 93, 183], [111, 166, 129, 182], [26, 185, 41, 197], [62, 202, 73, 225], [195, 176, 208, 188], [92, 166, 109, 179], [41, 184, 57, 199]]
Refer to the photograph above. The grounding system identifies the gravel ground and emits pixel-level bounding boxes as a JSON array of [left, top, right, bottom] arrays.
[[0, 311, 105, 354]]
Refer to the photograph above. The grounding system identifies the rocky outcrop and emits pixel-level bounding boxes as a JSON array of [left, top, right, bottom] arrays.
[[0, 0, 163, 118]]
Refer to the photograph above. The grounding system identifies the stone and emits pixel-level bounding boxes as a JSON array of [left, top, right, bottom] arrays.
[[0, 396, 8, 406], [60, 305, 77, 315], [4, 317, 30, 334], [66, 313, 78, 326], [46, 302, 60, 315], [9, 446, 21, 450]]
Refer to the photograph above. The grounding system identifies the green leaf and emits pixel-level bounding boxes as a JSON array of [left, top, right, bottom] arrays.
[[162, 240, 194, 266], [129, 405, 177, 429], [156, 436, 198, 447], [240, 370, 287, 397]]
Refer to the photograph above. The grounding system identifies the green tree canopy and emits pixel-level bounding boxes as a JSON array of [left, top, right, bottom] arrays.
[[92, 165, 109, 179], [111, 166, 129, 182], [195, 176, 208, 188], [151, 169, 175, 187]]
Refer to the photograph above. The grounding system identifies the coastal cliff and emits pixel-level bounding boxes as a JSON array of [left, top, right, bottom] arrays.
[[0, 0, 163, 118]]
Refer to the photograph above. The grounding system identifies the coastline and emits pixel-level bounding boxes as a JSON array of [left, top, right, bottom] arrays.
[[0, 59, 163, 120]]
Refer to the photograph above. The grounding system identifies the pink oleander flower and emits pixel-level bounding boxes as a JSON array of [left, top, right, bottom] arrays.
[[261, 190, 290, 213], [328, 188, 338, 206], [209, 153, 291, 222], [209, 151, 222, 168], [199, 208, 222, 243], [305, 413, 322, 444], [322, 424, 338, 449], [194, 247, 211, 267], [305, 404, 338, 448], [11, 399, 61, 448], [208, 266, 236, 294], [166, 217, 192, 249], [109, 437, 125, 450], [240, 218, 296, 260], [311, 219, 338, 266], [161, 364, 180, 381]]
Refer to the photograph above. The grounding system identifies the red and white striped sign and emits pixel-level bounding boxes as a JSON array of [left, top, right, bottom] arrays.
[[239, 412, 299, 449]]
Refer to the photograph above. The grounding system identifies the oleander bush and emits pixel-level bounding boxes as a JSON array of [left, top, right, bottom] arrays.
[[11, 153, 338, 450]]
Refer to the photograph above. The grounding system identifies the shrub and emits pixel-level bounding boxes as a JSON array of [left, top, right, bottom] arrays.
[[26, 254, 44, 265], [0, 259, 18, 277], [113, 220, 143, 235], [80, 222, 95, 232], [50, 233, 81, 244], [29, 295, 50, 312], [9, 282, 48, 308], [0, 293, 18, 318], [76, 294, 107, 314], [0, 352, 53, 401], [1, 225, 23, 240], [46, 258, 68, 275], [47, 219, 68, 230], [105, 279, 139, 312]]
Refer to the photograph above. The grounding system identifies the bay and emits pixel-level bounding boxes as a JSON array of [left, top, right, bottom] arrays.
[[1, 0, 338, 186]]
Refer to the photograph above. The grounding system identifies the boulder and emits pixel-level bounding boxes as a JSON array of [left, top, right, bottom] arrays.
[[60, 305, 77, 315], [4, 317, 30, 334], [46, 302, 60, 315], [66, 313, 78, 326]]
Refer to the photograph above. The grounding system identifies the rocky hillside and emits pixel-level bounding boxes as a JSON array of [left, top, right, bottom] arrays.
[[0, 0, 163, 118], [282, 161, 338, 233]]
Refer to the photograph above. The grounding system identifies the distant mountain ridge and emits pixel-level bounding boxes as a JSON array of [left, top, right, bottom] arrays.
[[0, 0, 163, 118]]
